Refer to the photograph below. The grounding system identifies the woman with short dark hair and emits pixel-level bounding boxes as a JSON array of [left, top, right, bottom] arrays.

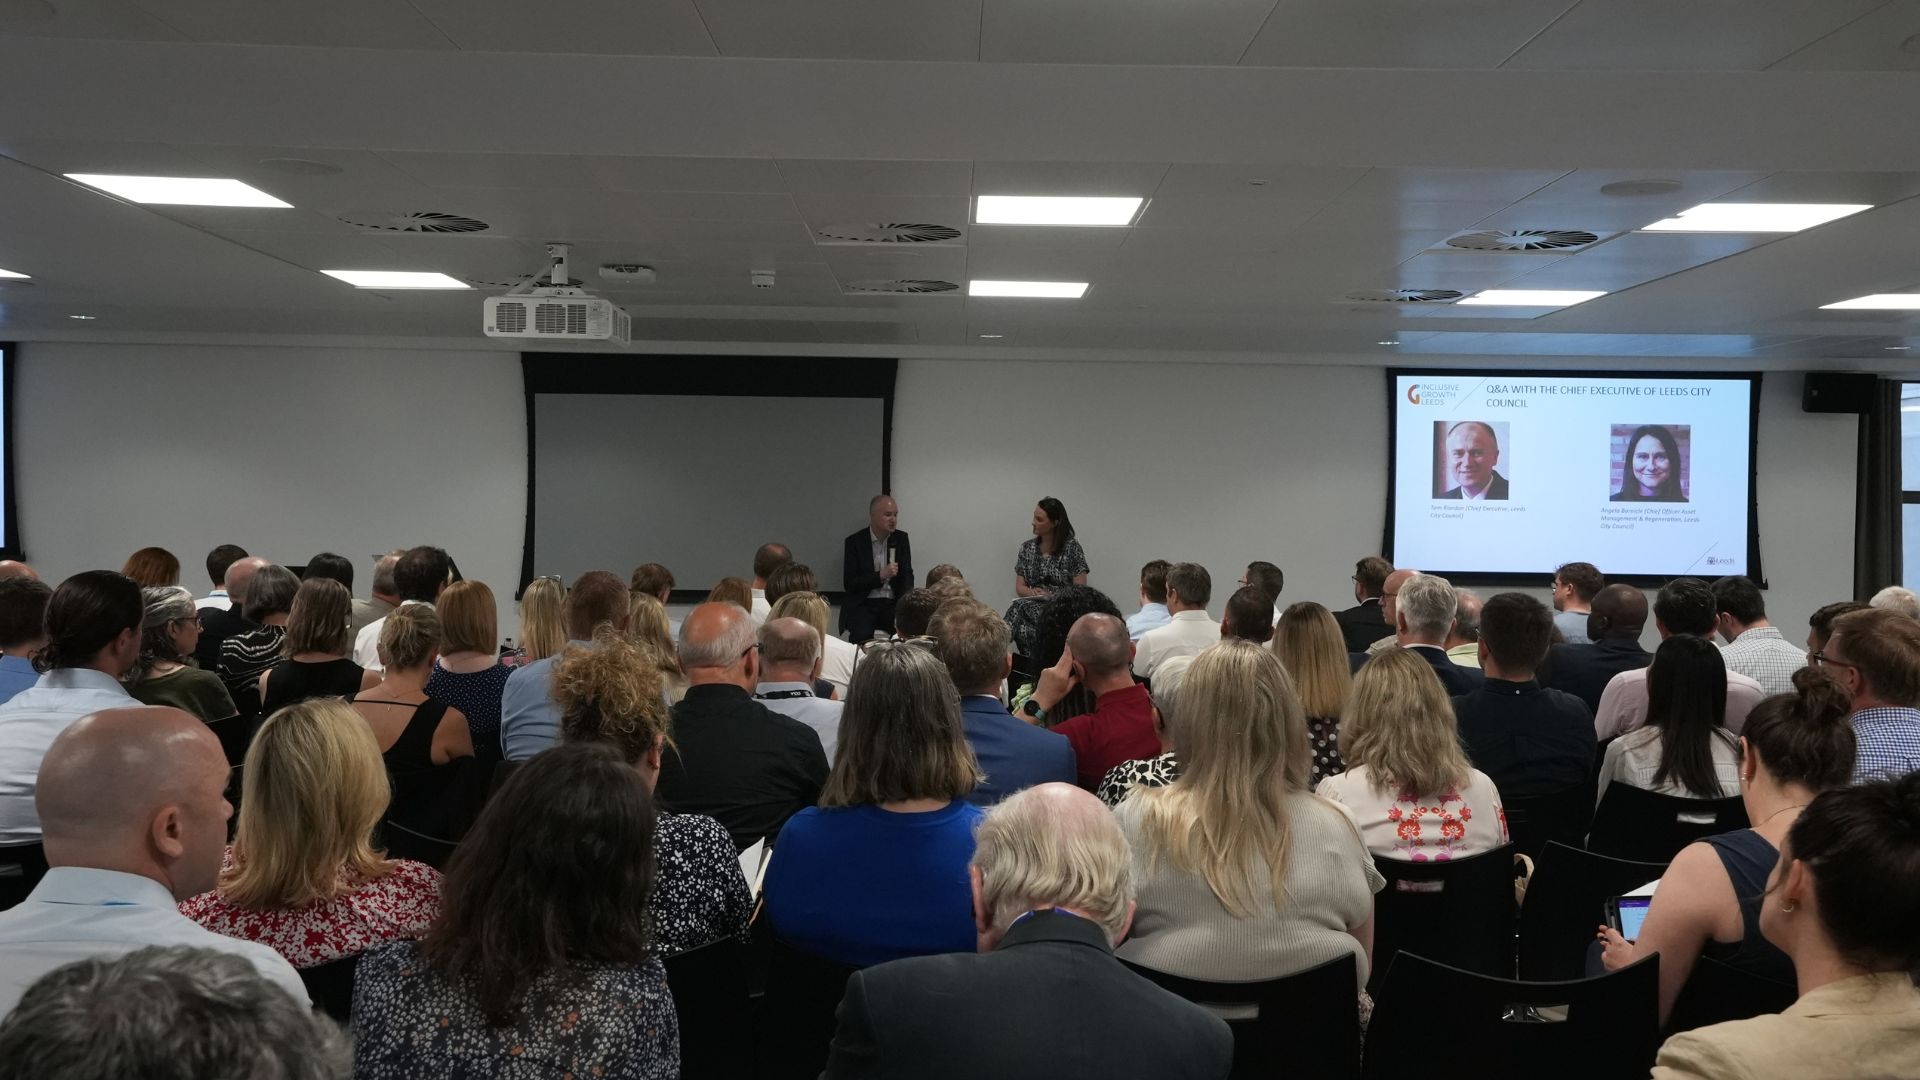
[[218, 564, 299, 719]]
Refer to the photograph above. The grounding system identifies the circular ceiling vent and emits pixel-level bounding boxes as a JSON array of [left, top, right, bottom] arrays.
[[1446, 229, 1601, 252], [1344, 288, 1465, 303], [843, 279, 960, 294], [815, 223, 962, 244], [336, 211, 491, 234]]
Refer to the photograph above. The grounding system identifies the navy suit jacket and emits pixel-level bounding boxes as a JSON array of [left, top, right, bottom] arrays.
[[1539, 638, 1653, 716], [1355, 644, 1485, 696], [959, 695, 1076, 806], [1439, 472, 1510, 500], [843, 528, 914, 600], [1334, 599, 1394, 653]]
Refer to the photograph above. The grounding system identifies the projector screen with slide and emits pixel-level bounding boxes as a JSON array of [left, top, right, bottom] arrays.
[[1387, 369, 1761, 582]]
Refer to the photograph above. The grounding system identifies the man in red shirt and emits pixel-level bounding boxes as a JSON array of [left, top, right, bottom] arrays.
[[1024, 614, 1160, 790]]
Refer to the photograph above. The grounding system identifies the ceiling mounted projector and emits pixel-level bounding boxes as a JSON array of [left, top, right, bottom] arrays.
[[483, 243, 632, 345]]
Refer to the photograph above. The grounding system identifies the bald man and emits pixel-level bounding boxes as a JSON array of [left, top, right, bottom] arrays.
[[1438, 420, 1508, 500], [194, 555, 268, 671], [0, 561, 36, 582], [754, 616, 845, 759], [1539, 584, 1654, 715], [1027, 614, 1159, 790], [0, 708, 308, 1013]]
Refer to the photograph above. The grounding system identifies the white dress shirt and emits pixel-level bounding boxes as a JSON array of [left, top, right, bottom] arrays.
[[352, 599, 431, 673], [819, 634, 858, 698], [197, 590, 232, 612], [0, 669, 137, 846], [868, 530, 893, 601], [1133, 610, 1221, 679], [750, 590, 771, 629], [754, 681, 845, 760], [1592, 664, 1767, 742], [1596, 727, 1742, 805], [0, 867, 309, 1015], [1717, 625, 1810, 697]]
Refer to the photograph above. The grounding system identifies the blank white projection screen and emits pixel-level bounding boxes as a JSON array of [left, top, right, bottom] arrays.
[[532, 394, 885, 588]]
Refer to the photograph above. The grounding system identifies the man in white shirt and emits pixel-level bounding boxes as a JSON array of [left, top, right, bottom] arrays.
[[1710, 575, 1810, 697], [1550, 561, 1603, 645], [749, 542, 790, 629], [0, 571, 143, 847], [353, 545, 452, 673], [196, 543, 248, 612], [1125, 559, 1172, 642], [0, 706, 308, 1013], [1594, 578, 1766, 740], [1133, 563, 1220, 680], [753, 617, 845, 759]]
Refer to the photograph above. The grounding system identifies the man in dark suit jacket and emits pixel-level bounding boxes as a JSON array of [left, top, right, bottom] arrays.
[[1333, 555, 1396, 653], [1538, 584, 1653, 715], [193, 556, 264, 671], [927, 602, 1076, 805], [841, 495, 913, 644], [821, 784, 1231, 1080], [1437, 420, 1509, 500], [1454, 593, 1595, 799], [1352, 572, 1484, 695]]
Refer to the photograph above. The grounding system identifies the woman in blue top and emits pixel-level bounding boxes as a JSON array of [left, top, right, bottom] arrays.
[[763, 640, 986, 967]]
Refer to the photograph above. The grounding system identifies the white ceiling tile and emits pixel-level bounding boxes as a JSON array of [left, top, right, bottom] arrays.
[[1718, 171, 1920, 205], [1153, 163, 1368, 202], [1240, 0, 1577, 68], [0, 0, 182, 40], [129, 0, 455, 48], [1340, 167, 1570, 204], [1771, 1, 1920, 71], [972, 161, 1171, 199], [377, 152, 788, 194], [794, 194, 971, 234], [777, 159, 975, 197], [980, 0, 1276, 64], [408, 0, 718, 55], [694, 0, 982, 60], [1503, 0, 1885, 71]]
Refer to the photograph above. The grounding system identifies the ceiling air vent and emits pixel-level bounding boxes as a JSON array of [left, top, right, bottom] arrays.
[[815, 223, 962, 244], [336, 211, 491, 234], [1343, 289, 1465, 303], [843, 279, 960, 295], [1445, 229, 1602, 253]]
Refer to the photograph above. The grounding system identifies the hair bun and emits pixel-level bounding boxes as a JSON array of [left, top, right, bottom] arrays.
[[1792, 665, 1853, 727]]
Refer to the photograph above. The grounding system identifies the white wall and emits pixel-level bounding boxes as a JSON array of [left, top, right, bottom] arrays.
[[12, 344, 1857, 652]]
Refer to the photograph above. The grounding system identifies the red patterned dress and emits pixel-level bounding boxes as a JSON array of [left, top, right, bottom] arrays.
[[179, 848, 442, 968]]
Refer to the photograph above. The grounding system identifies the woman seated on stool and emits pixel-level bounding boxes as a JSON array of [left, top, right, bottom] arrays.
[[1599, 669, 1857, 1025]]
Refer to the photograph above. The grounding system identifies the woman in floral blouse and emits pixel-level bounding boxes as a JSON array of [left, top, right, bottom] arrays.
[[1316, 648, 1508, 861], [180, 698, 441, 967], [1004, 497, 1090, 658]]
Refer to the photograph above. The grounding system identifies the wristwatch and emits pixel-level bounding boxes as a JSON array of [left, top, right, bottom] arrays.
[[1021, 699, 1048, 722]]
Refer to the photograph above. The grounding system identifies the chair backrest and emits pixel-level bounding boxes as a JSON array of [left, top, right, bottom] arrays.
[[1517, 842, 1669, 982], [1502, 784, 1594, 861], [1123, 953, 1360, 1080], [662, 936, 753, 1079], [1370, 845, 1516, 990], [1587, 785, 1750, 864], [755, 925, 856, 1080], [1362, 952, 1660, 1080], [297, 955, 359, 1022], [1664, 954, 1797, 1035], [387, 755, 485, 844], [0, 842, 49, 910], [379, 819, 459, 870], [203, 714, 252, 766]]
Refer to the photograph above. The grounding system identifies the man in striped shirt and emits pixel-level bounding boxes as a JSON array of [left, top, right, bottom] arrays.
[[1711, 576, 1809, 697]]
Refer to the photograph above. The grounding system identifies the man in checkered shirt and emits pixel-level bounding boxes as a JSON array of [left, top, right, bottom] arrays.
[[1817, 607, 1920, 783], [1711, 576, 1810, 697]]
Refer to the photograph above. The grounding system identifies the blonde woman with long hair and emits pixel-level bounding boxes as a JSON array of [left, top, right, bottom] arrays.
[[1273, 601, 1352, 785], [180, 699, 442, 968], [513, 577, 566, 665], [1114, 640, 1385, 986], [1317, 648, 1508, 861], [625, 592, 689, 704]]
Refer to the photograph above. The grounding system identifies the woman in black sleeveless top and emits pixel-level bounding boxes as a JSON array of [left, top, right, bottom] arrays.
[[350, 605, 474, 831], [260, 579, 383, 717]]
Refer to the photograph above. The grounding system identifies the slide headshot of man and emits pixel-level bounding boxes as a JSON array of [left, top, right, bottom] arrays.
[[1433, 420, 1509, 501], [1610, 423, 1689, 502]]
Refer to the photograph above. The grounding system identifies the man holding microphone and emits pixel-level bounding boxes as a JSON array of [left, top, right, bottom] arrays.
[[842, 495, 914, 643]]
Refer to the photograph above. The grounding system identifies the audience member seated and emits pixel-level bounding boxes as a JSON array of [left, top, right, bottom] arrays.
[[350, 550, 403, 643], [626, 592, 689, 703], [1866, 584, 1920, 620], [1126, 558, 1174, 642], [763, 643, 983, 967], [1095, 654, 1190, 807], [420, 580, 511, 764], [0, 577, 49, 706], [1027, 614, 1160, 790], [1242, 560, 1285, 622], [351, 743, 678, 1079], [552, 637, 751, 955], [1453, 592, 1596, 800], [0, 561, 35, 582], [196, 543, 248, 612], [1005, 497, 1091, 659], [1805, 599, 1867, 663], [893, 586, 940, 639], [499, 571, 630, 762], [1133, 563, 1220, 679], [629, 562, 678, 636], [755, 616, 846, 759], [1013, 585, 1126, 723], [1115, 641, 1385, 990], [0, 707, 307, 1012], [1220, 584, 1275, 645], [260, 579, 380, 717], [180, 699, 441, 968], [1273, 601, 1351, 785], [0, 571, 142, 848], [656, 602, 828, 850], [707, 576, 754, 613], [1334, 555, 1396, 653], [1596, 578, 1767, 740], [924, 563, 965, 588], [0, 946, 348, 1078], [194, 554, 263, 672], [1712, 575, 1811, 696], [1445, 587, 1484, 668], [767, 561, 857, 694], [1539, 583, 1652, 714], [217, 563, 298, 719], [1599, 669, 1857, 1025], [748, 541, 792, 627], [512, 574, 567, 666], [1816, 606, 1920, 781], [1550, 561, 1604, 645], [1318, 648, 1508, 861], [820, 783, 1232, 1079], [768, 590, 845, 700], [353, 546, 452, 674], [120, 546, 180, 588], [933, 602, 1075, 807], [1596, 635, 1741, 805], [126, 586, 239, 726], [925, 575, 974, 608], [1362, 568, 1420, 659], [301, 551, 355, 591], [1369, 572, 1483, 695], [1649, 770, 1920, 1080], [349, 606, 474, 828]]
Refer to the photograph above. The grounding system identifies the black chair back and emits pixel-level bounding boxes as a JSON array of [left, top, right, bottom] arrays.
[[387, 755, 485, 846], [378, 819, 459, 870], [756, 927, 855, 1080], [1665, 954, 1796, 1035], [1363, 953, 1660, 1080], [1502, 784, 1594, 861], [204, 714, 252, 766], [298, 955, 359, 1022], [1370, 845, 1516, 990], [1123, 953, 1360, 1080], [662, 936, 753, 1079], [0, 842, 49, 909], [1517, 842, 1669, 982], [1587, 786, 1749, 864]]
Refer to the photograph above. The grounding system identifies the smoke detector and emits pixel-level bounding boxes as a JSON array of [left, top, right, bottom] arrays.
[[752, 269, 776, 289]]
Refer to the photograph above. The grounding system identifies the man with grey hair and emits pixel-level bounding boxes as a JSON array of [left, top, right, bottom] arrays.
[[1445, 587, 1485, 668], [821, 782, 1231, 1078], [0, 945, 347, 1075], [1364, 566, 1422, 658], [0, 707, 308, 1013], [1362, 573, 1482, 695], [350, 549, 404, 642], [843, 494, 915, 644], [1027, 614, 1160, 790], [657, 603, 827, 851], [1870, 585, 1920, 621], [754, 616, 845, 759]]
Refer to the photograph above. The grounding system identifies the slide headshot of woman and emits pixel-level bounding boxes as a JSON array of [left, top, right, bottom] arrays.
[[1612, 424, 1688, 502]]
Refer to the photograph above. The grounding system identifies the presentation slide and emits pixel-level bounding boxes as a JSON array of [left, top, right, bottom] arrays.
[[1389, 370, 1759, 579]]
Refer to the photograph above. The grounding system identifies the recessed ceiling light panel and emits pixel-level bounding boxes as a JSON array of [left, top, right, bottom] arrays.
[[1821, 294, 1920, 310], [320, 270, 470, 290], [1640, 203, 1870, 233], [0, 267, 28, 279], [968, 280, 1089, 298], [1457, 290, 1608, 307], [976, 196, 1144, 227], [64, 174, 292, 208]]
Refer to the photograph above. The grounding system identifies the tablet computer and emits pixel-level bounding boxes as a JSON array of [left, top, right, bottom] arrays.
[[1607, 895, 1653, 942]]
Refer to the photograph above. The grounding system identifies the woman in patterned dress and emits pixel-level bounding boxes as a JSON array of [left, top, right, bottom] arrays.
[[1004, 497, 1090, 658]]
